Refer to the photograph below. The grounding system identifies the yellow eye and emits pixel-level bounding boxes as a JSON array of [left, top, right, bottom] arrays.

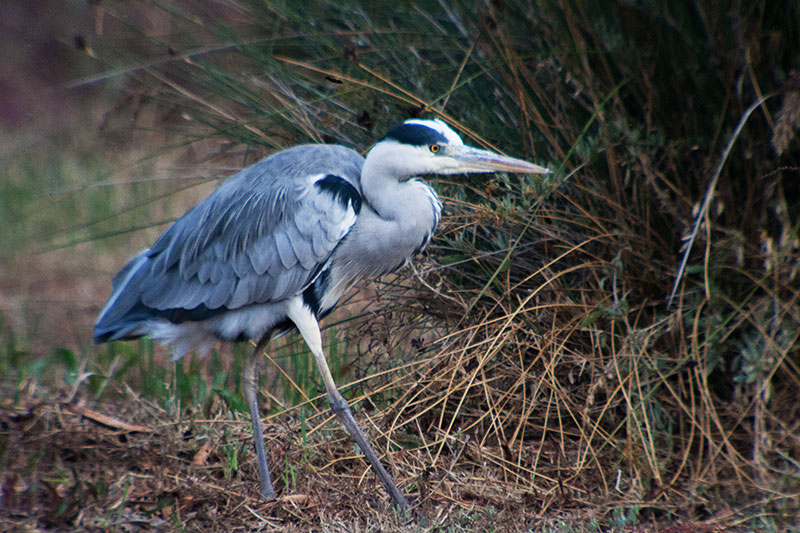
[[429, 144, 441, 153]]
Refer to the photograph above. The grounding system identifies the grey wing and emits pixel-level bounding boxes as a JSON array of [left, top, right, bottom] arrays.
[[97, 144, 364, 331]]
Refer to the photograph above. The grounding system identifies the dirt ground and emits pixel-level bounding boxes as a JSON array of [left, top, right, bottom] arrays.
[[1, 387, 753, 532]]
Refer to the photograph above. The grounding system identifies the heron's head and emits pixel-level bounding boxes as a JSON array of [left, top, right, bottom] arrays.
[[364, 118, 550, 180]]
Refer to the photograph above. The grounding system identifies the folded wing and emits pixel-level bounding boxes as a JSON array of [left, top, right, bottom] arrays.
[[94, 144, 364, 342]]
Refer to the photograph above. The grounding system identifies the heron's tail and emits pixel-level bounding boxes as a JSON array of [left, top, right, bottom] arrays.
[[94, 251, 151, 344]]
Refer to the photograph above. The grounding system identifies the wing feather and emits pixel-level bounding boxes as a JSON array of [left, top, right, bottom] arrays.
[[294, 207, 321, 235], [206, 276, 235, 309], [285, 219, 318, 270], [229, 276, 255, 309], [273, 228, 298, 270], [311, 225, 329, 257]]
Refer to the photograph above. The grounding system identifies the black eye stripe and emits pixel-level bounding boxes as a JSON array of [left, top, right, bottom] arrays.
[[382, 123, 449, 147]]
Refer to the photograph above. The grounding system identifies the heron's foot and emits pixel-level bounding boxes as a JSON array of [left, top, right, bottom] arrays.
[[258, 474, 276, 500], [327, 390, 412, 513]]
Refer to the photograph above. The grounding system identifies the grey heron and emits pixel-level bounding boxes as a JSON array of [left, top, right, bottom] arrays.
[[94, 118, 549, 512]]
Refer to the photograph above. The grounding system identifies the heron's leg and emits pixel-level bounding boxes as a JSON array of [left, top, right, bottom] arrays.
[[243, 338, 275, 499], [287, 299, 411, 513]]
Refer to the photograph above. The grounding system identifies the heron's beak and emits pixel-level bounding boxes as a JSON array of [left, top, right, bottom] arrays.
[[449, 146, 551, 174]]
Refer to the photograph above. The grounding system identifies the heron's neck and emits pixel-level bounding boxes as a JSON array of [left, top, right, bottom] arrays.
[[361, 160, 438, 222], [322, 162, 442, 309]]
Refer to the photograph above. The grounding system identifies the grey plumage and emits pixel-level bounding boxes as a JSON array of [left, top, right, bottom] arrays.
[[95, 144, 364, 352], [94, 118, 550, 512]]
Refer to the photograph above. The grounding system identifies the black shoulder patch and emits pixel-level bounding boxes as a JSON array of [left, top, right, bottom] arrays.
[[382, 123, 448, 147], [315, 175, 362, 214]]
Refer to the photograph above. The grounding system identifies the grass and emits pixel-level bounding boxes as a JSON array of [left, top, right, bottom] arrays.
[[2, 0, 800, 530]]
